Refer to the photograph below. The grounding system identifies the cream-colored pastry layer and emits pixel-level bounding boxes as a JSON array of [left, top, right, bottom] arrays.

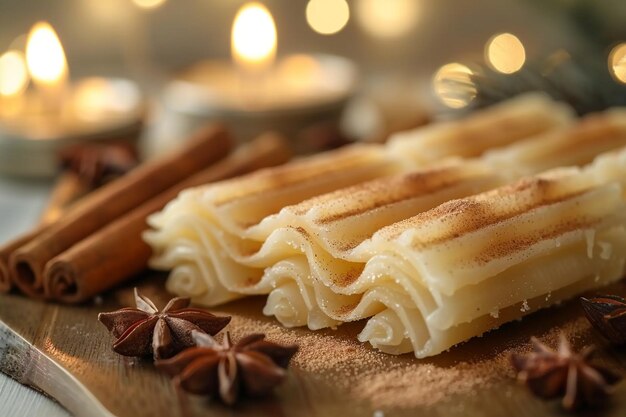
[[146, 94, 573, 306], [146, 159, 500, 306], [145, 99, 626, 358], [263, 154, 626, 357], [261, 155, 626, 333], [145, 116, 626, 358], [258, 110, 626, 331], [148, 109, 626, 324]]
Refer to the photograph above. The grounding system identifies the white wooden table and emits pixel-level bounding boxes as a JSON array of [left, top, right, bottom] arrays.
[[0, 177, 72, 417]]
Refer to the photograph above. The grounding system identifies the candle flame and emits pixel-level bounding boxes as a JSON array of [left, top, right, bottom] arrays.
[[0, 50, 29, 97], [231, 2, 277, 70], [26, 22, 68, 87]]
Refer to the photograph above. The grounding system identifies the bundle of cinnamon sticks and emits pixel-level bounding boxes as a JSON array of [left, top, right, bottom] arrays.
[[0, 124, 292, 303]]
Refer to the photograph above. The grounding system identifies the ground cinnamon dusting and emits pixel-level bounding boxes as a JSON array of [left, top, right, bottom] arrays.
[[350, 318, 591, 408], [215, 296, 597, 410]]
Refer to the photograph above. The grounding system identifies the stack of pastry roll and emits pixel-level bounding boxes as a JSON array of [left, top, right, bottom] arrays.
[[265, 111, 626, 355], [145, 93, 571, 303], [356, 149, 626, 356], [146, 95, 626, 357]]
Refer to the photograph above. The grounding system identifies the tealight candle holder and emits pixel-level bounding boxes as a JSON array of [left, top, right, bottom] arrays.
[[159, 3, 358, 151], [0, 22, 144, 178]]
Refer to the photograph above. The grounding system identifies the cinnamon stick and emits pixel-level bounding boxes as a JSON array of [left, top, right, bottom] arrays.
[[44, 132, 292, 303], [0, 227, 45, 293], [0, 174, 85, 294], [10, 124, 233, 298], [1, 160, 137, 295]]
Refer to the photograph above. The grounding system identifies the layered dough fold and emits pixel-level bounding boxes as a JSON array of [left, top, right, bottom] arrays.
[[356, 153, 626, 356], [146, 96, 626, 358], [146, 93, 572, 303]]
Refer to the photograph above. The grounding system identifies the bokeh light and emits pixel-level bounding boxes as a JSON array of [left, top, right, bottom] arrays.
[[0, 50, 29, 97], [432, 63, 476, 109], [356, 0, 419, 39], [485, 33, 526, 74], [609, 43, 626, 84], [306, 0, 350, 35]]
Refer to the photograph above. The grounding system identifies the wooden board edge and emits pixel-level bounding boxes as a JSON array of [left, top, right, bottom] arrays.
[[0, 319, 116, 417]]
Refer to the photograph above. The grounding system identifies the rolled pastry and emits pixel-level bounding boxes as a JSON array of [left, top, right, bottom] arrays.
[[355, 149, 626, 356], [266, 148, 626, 356], [147, 96, 600, 358], [147, 108, 626, 331], [260, 109, 626, 330], [146, 94, 574, 305]]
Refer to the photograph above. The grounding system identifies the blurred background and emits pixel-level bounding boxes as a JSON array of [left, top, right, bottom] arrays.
[[0, 0, 583, 78], [1, 0, 626, 163]]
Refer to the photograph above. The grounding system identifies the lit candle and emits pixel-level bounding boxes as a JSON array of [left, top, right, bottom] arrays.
[[0, 22, 144, 178], [0, 49, 29, 119], [163, 2, 357, 146], [25, 22, 69, 114], [231, 3, 276, 73], [231, 2, 276, 104]]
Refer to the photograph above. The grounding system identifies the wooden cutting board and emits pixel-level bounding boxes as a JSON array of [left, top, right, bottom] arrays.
[[2, 275, 626, 417]]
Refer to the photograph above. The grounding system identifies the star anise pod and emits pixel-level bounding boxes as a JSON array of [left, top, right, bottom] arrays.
[[511, 334, 621, 411], [581, 295, 626, 345], [98, 288, 230, 360], [59, 142, 138, 188], [156, 330, 298, 405]]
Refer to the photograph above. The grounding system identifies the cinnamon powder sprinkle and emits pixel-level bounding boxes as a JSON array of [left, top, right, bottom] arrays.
[[350, 319, 591, 409], [214, 295, 599, 410]]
